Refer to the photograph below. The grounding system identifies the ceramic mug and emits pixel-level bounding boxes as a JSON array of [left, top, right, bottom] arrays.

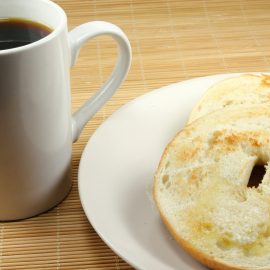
[[0, 0, 131, 220]]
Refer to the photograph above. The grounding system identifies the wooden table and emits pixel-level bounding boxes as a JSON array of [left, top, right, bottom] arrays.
[[1, 0, 270, 269]]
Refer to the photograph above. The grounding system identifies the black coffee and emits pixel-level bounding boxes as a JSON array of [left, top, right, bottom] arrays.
[[0, 18, 52, 50]]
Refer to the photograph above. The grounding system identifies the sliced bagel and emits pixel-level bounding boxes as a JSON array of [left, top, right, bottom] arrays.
[[154, 105, 270, 270], [188, 74, 270, 123]]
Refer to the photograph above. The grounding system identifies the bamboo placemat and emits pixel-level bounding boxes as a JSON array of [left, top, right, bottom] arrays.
[[1, 0, 270, 269]]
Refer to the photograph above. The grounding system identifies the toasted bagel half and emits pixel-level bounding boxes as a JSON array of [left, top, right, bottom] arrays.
[[154, 106, 270, 270]]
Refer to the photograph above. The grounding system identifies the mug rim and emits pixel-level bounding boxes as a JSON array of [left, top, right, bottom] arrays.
[[0, 0, 67, 55]]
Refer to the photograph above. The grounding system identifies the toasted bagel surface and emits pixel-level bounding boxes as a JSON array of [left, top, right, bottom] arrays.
[[188, 74, 270, 123], [154, 106, 270, 270]]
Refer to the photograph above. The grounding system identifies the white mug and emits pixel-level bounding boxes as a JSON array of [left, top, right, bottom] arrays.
[[0, 0, 131, 220]]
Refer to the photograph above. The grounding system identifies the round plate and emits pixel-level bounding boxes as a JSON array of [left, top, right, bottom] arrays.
[[78, 73, 249, 270]]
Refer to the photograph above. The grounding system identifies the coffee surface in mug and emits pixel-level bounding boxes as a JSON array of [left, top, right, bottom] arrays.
[[0, 18, 52, 50]]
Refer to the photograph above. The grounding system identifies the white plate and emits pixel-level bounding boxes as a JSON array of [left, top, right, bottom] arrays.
[[78, 73, 250, 270]]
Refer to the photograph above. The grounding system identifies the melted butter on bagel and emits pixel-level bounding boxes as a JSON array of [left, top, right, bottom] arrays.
[[154, 106, 270, 269], [185, 176, 270, 254]]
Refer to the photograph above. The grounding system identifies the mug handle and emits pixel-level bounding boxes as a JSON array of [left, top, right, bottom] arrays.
[[68, 21, 132, 142]]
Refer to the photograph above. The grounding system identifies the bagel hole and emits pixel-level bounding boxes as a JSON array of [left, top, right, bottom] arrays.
[[248, 165, 265, 188]]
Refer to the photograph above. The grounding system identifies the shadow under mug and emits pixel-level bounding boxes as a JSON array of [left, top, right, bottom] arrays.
[[0, 0, 131, 220]]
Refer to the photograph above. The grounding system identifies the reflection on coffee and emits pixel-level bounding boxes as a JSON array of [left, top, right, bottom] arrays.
[[0, 18, 52, 50]]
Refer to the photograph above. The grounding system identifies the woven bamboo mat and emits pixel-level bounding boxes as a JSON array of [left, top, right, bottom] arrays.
[[1, 0, 270, 269]]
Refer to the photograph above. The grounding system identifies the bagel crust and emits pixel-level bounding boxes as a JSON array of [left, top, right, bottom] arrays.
[[154, 106, 270, 270]]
